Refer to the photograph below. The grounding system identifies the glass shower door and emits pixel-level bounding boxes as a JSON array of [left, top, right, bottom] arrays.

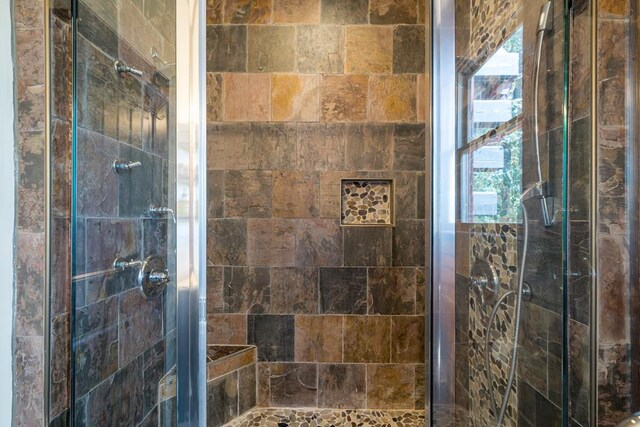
[[71, 0, 178, 424], [432, 0, 569, 425]]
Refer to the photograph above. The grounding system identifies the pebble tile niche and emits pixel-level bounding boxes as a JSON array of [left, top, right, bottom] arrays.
[[341, 179, 394, 226]]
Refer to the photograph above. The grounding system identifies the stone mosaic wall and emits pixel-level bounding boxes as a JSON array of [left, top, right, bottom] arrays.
[[341, 180, 394, 226], [205, 0, 428, 410]]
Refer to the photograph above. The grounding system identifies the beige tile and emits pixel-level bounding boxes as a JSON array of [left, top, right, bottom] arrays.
[[368, 75, 417, 122], [320, 74, 368, 122], [224, 0, 271, 23], [367, 364, 416, 409], [345, 26, 393, 74], [343, 316, 391, 363], [223, 73, 271, 121], [369, 0, 418, 24], [248, 26, 296, 72], [207, 0, 224, 23], [273, 0, 321, 23], [271, 74, 320, 122], [295, 315, 343, 362]]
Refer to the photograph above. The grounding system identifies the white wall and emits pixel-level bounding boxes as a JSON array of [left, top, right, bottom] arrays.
[[0, 0, 15, 424]]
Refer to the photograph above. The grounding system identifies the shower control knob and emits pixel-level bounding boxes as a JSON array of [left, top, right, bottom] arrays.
[[112, 159, 142, 174], [469, 257, 500, 307], [137, 255, 170, 298]]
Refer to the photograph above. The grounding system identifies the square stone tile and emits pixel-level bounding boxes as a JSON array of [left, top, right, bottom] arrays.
[[369, 0, 418, 24], [223, 73, 271, 121], [248, 315, 295, 361], [248, 26, 296, 72], [247, 219, 296, 266], [207, 123, 251, 170], [319, 268, 367, 314], [207, 170, 225, 218], [224, 170, 272, 218], [295, 220, 343, 266], [343, 227, 393, 266], [318, 364, 366, 408], [391, 316, 425, 363], [248, 123, 297, 170], [273, 0, 320, 23], [297, 123, 346, 171], [206, 313, 248, 344], [272, 171, 320, 218], [207, 218, 247, 266], [345, 124, 393, 170], [271, 74, 320, 122], [417, 73, 427, 123], [393, 25, 426, 73], [223, 266, 271, 313], [392, 220, 425, 266], [346, 26, 393, 74], [239, 365, 257, 413], [271, 267, 318, 314], [206, 25, 247, 72], [320, 75, 368, 122], [207, 0, 224, 24], [296, 25, 344, 73], [268, 363, 318, 407], [207, 374, 238, 426], [294, 315, 342, 362], [394, 124, 426, 171], [224, 0, 271, 23], [368, 268, 418, 315], [319, 171, 345, 218], [369, 75, 417, 122], [343, 316, 391, 362], [320, 0, 368, 24], [366, 364, 415, 409], [207, 267, 224, 314], [206, 73, 224, 123]]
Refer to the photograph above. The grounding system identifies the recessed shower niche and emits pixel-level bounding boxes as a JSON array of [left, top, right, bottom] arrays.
[[341, 179, 395, 226]]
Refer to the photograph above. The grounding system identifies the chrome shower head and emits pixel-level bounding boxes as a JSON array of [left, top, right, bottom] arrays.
[[537, 1, 553, 33]]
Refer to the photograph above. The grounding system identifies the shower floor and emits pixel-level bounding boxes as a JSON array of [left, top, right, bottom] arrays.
[[225, 408, 426, 426]]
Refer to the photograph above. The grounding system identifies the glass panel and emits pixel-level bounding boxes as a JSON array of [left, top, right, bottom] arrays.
[[71, 0, 177, 425]]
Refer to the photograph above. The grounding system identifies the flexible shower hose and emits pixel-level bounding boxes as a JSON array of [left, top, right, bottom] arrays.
[[484, 202, 529, 426]]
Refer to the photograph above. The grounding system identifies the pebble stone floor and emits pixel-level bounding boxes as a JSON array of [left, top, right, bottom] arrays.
[[225, 409, 426, 427]]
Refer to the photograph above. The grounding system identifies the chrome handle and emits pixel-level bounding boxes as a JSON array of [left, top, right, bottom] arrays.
[[114, 60, 143, 77], [149, 270, 170, 285], [113, 257, 143, 272], [137, 256, 169, 298], [112, 159, 142, 174]]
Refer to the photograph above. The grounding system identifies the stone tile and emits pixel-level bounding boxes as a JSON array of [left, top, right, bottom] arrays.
[[367, 364, 416, 409], [248, 315, 295, 361], [344, 316, 391, 363], [417, 74, 427, 123], [14, 336, 44, 426], [225, 170, 273, 218], [320, 75, 368, 122], [14, 232, 45, 337], [344, 227, 393, 266], [16, 131, 44, 232], [248, 26, 296, 72], [296, 220, 343, 266], [207, 170, 225, 218], [272, 171, 320, 218], [74, 324, 118, 396], [297, 123, 345, 171], [319, 268, 367, 314], [273, 0, 320, 23], [598, 235, 629, 342], [224, 0, 271, 23], [207, 0, 224, 23], [84, 218, 142, 272], [415, 364, 425, 409], [206, 25, 247, 72], [207, 219, 247, 265], [247, 219, 296, 266], [369, 75, 417, 122], [207, 123, 252, 170], [319, 171, 344, 219], [269, 363, 318, 407], [368, 268, 418, 315], [223, 73, 271, 121], [50, 120, 72, 218], [393, 25, 426, 73], [208, 267, 224, 314], [223, 267, 271, 313], [271, 267, 318, 314], [318, 364, 366, 408], [207, 373, 239, 427], [117, 144, 165, 216], [50, 314, 71, 417], [346, 26, 393, 74], [370, 0, 418, 24], [391, 171, 419, 219], [75, 296, 118, 339], [248, 123, 298, 170], [207, 73, 224, 123], [345, 124, 394, 170], [393, 220, 425, 266], [14, 0, 44, 29], [118, 289, 163, 366], [391, 316, 425, 363], [394, 124, 426, 171], [294, 315, 342, 362], [207, 314, 248, 344], [239, 364, 257, 413], [257, 363, 271, 407], [296, 25, 344, 73], [271, 74, 320, 122], [142, 339, 166, 415], [320, 0, 368, 24]]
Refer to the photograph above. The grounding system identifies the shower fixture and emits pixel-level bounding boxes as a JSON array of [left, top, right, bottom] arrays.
[[112, 255, 170, 298], [114, 59, 143, 78], [112, 159, 142, 174]]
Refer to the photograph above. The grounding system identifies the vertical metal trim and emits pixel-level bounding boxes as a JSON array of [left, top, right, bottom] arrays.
[[425, 0, 433, 421]]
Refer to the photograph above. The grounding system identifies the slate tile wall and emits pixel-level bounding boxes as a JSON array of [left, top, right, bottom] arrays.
[[206, 0, 428, 410]]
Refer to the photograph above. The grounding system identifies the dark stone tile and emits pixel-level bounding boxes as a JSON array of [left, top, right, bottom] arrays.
[[296, 123, 346, 171], [393, 25, 426, 73], [320, 0, 368, 23], [248, 123, 297, 170], [569, 117, 591, 220], [239, 364, 257, 414], [345, 124, 393, 170], [295, 219, 343, 267], [76, 129, 118, 217], [294, 315, 342, 362], [569, 320, 590, 426], [223, 266, 271, 313], [74, 325, 118, 396], [269, 363, 318, 407], [75, 296, 118, 338], [519, 303, 549, 394], [118, 288, 163, 366], [84, 218, 142, 272], [318, 364, 366, 408], [598, 236, 629, 342], [207, 123, 251, 170], [206, 25, 247, 72], [366, 364, 415, 409], [50, 219, 71, 319], [319, 268, 367, 314], [368, 268, 417, 314], [49, 409, 70, 427], [207, 219, 247, 266], [206, 372, 238, 427], [343, 227, 392, 267], [14, 336, 44, 426], [415, 267, 426, 315], [248, 315, 295, 361], [50, 120, 71, 218], [207, 170, 225, 218], [272, 171, 319, 218], [598, 343, 631, 425], [370, 0, 417, 24], [207, 73, 224, 123], [225, 170, 272, 218], [159, 396, 176, 427], [118, 144, 165, 217], [344, 316, 391, 363], [246, 219, 296, 266], [257, 363, 271, 407], [206, 314, 248, 345], [394, 124, 426, 170], [50, 314, 71, 419], [15, 232, 45, 336], [271, 267, 318, 314], [393, 220, 426, 266], [138, 407, 158, 427], [142, 339, 166, 416], [415, 364, 426, 410], [391, 316, 425, 363], [81, 268, 138, 306], [248, 26, 295, 72], [296, 25, 344, 73]]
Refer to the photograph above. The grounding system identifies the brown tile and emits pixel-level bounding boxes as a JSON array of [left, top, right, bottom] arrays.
[[415, 364, 425, 409], [50, 314, 70, 418], [247, 219, 296, 266], [248, 315, 295, 361], [206, 373, 238, 426], [394, 124, 426, 170], [344, 227, 393, 266], [344, 316, 391, 363], [320, 74, 368, 122], [346, 26, 393, 74], [249, 123, 298, 170], [207, 314, 248, 344], [600, 0, 629, 16], [206, 73, 223, 123], [17, 132, 45, 230], [367, 364, 415, 409], [207, 0, 224, 23], [223, 73, 271, 121], [257, 363, 271, 406], [15, 29, 45, 86], [598, 235, 629, 342], [273, 0, 320, 23], [271, 268, 318, 314], [207, 170, 225, 218], [393, 220, 425, 266], [345, 124, 394, 170], [224, 170, 273, 218], [269, 363, 318, 407], [207, 218, 247, 265], [297, 123, 346, 171], [295, 219, 343, 266], [392, 171, 419, 219], [208, 348, 257, 379], [207, 123, 251, 170], [16, 84, 45, 132], [207, 267, 224, 314], [206, 25, 247, 72], [320, 0, 368, 24], [368, 268, 417, 315], [224, 0, 271, 23], [15, 231, 45, 336], [415, 267, 426, 315], [223, 267, 271, 313], [294, 315, 342, 362], [14, 336, 44, 426], [391, 316, 425, 363], [319, 269, 368, 315], [318, 364, 366, 408], [296, 25, 344, 73], [272, 171, 320, 218], [370, 0, 418, 24], [239, 364, 257, 413], [393, 25, 426, 73], [369, 75, 417, 122], [319, 171, 344, 218], [417, 74, 427, 123], [248, 26, 296, 72], [271, 74, 320, 122], [14, 0, 44, 29], [118, 289, 163, 366]]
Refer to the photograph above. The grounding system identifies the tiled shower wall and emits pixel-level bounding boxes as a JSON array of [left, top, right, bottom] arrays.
[[205, 0, 428, 410]]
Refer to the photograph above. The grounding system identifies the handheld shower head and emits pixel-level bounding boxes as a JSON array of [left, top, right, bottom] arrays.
[[537, 1, 553, 33]]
